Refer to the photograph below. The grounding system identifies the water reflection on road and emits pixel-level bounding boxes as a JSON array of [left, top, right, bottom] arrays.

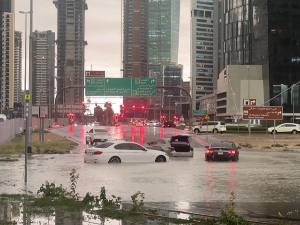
[[1, 125, 300, 220]]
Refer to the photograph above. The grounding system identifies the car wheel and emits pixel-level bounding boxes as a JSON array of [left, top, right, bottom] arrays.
[[271, 130, 277, 134], [194, 129, 200, 134], [109, 156, 121, 163], [292, 130, 297, 135], [155, 156, 166, 162], [213, 129, 218, 134]]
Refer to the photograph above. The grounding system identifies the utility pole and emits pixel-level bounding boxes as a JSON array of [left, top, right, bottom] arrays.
[[24, 0, 33, 183], [247, 66, 251, 144]]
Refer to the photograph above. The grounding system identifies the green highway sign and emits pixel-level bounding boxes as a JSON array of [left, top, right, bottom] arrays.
[[132, 78, 157, 96], [85, 78, 157, 97], [85, 77, 105, 96], [192, 110, 207, 115], [104, 78, 132, 96]]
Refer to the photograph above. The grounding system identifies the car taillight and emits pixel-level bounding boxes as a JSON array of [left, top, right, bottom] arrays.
[[94, 151, 103, 155], [206, 150, 213, 154], [228, 150, 236, 154]]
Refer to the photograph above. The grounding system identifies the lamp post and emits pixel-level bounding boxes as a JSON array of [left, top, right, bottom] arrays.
[[19, 11, 30, 118], [292, 84, 296, 122], [247, 66, 251, 144]]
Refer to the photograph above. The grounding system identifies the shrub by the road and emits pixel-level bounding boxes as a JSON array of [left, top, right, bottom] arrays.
[[0, 168, 295, 225]]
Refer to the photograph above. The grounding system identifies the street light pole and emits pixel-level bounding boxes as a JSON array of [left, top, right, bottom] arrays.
[[247, 66, 251, 144], [292, 84, 295, 122], [24, 0, 33, 184], [19, 11, 30, 118]]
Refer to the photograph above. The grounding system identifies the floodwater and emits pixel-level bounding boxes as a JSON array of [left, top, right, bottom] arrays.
[[1, 125, 300, 221]]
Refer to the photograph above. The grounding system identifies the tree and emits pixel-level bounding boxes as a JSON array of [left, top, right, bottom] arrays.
[[104, 102, 114, 125], [94, 106, 104, 122]]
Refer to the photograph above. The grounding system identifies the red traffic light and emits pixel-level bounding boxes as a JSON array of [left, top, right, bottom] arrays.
[[132, 105, 136, 109], [141, 106, 145, 109], [121, 104, 124, 108]]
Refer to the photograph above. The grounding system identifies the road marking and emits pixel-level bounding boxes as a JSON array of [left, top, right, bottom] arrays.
[[195, 137, 209, 146]]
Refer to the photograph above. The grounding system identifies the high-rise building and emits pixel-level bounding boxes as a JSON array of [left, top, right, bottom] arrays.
[[148, 0, 180, 108], [53, 0, 88, 105], [162, 62, 183, 109], [32, 30, 55, 107], [190, 0, 214, 110], [14, 31, 22, 104], [0, 0, 14, 112], [220, 0, 300, 114], [123, 0, 149, 109], [1, 12, 15, 112]]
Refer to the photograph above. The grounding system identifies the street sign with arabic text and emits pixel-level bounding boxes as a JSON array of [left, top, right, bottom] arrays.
[[243, 106, 283, 120]]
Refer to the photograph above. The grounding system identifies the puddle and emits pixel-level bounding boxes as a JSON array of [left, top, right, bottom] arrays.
[[0, 201, 203, 225]]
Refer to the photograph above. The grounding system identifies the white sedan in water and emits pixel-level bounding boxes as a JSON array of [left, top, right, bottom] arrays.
[[84, 140, 169, 163]]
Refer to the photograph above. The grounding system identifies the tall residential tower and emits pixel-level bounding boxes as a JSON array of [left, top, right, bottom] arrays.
[[14, 31, 22, 104], [53, 0, 88, 105], [32, 30, 55, 106], [191, 0, 214, 110], [0, 0, 14, 112]]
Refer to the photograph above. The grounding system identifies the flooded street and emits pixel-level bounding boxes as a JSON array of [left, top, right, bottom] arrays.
[[1, 125, 300, 219]]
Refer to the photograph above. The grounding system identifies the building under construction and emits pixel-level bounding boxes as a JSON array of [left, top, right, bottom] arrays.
[[53, 0, 88, 105]]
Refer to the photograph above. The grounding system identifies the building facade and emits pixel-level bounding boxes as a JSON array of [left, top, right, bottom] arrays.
[[123, 0, 149, 110], [191, 0, 215, 110], [219, 0, 300, 115], [14, 31, 22, 104], [162, 62, 183, 109], [53, 0, 88, 105], [1, 12, 15, 112], [32, 30, 55, 108], [0, 0, 14, 112]]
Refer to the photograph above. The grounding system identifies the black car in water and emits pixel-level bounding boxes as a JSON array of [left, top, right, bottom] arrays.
[[163, 121, 176, 128], [205, 141, 240, 162]]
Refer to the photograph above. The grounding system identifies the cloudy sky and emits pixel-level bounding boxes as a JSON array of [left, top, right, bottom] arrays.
[[15, 0, 191, 86]]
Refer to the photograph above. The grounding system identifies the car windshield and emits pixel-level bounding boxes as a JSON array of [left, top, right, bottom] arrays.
[[210, 141, 232, 149], [95, 142, 114, 148], [94, 129, 108, 133]]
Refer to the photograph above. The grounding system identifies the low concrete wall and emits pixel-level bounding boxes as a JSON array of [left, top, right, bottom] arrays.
[[0, 118, 69, 145]]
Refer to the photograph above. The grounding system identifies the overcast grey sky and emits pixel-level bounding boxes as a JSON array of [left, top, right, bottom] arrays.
[[15, 0, 191, 85]]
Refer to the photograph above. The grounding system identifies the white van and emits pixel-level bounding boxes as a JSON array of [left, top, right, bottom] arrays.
[[192, 121, 226, 134], [0, 114, 7, 122]]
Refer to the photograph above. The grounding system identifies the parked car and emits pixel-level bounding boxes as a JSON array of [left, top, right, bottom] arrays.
[[205, 141, 240, 162], [163, 121, 176, 128], [135, 120, 144, 127], [86, 128, 111, 144], [268, 123, 300, 134], [0, 114, 7, 122], [84, 140, 169, 163], [192, 121, 226, 134], [144, 138, 172, 154], [52, 122, 60, 128], [147, 120, 161, 127], [169, 135, 194, 157]]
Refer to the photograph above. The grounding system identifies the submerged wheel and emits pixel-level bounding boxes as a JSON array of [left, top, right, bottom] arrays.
[[213, 129, 218, 134], [109, 156, 121, 163], [292, 130, 297, 135], [194, 129, 200, 134], [155, 156, 166, 162]]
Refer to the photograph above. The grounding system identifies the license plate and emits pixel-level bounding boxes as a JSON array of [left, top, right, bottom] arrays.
[[87, 153, 93, 156], [218, 152, 223, 155]]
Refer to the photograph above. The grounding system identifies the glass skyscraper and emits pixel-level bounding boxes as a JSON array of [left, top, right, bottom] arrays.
[[148, 0, 180, 106], [221, 0, 300, 114]]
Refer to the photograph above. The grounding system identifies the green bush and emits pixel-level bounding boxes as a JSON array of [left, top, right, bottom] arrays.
[[226, 126, 268, 132]]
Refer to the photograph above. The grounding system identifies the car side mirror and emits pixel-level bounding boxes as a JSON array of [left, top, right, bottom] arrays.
[[204, 145, 209, 148]]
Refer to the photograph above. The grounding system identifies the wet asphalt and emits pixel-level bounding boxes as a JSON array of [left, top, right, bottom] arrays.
[[1, 125, 300, 219]]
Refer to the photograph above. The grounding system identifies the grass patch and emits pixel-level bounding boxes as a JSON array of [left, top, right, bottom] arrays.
[[226, 126, 268, 133], [0, 132, 77, 154], [238, 143, 255, 148], [272, 143, 285, 147]]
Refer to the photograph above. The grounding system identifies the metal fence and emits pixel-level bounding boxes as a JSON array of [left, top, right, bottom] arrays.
[[0, 118, 69, 145]]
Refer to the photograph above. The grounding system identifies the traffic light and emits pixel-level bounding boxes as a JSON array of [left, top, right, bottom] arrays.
[[132, 105, 136, 109], [141, 105, 145, 110]]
